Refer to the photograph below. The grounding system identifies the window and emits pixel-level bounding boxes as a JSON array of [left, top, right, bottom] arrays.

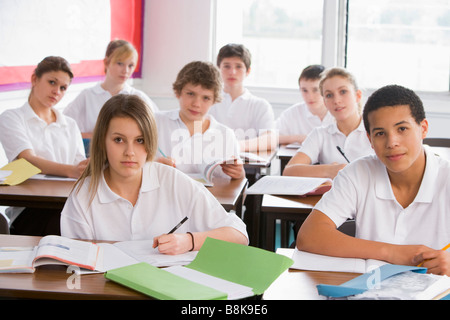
[[346, 0, 450, 92], [215, 0, 324, 89]]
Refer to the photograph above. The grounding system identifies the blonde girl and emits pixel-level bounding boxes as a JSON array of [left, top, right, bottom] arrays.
[[283, 67, 374, 179], [61, 94, 248, 254], [64, 39, 158, 139]]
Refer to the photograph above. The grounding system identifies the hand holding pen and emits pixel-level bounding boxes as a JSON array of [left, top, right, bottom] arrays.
[[153, 217, 193, 254], [157, 147, 176, 168]]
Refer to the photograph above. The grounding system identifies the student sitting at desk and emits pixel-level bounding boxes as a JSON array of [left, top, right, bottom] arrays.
[[297, 85, 450, 276], [0, 56, 87, 236], [155, 61, 244, 180], [276, 64, 333, 145], [64, 39, 158, 140], [60, 94, 248, 254], [208, 44, 277, 152], [283, 67, 373, 179]]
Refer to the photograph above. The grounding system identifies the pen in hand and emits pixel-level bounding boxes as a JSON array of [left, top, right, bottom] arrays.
[[153, 216, 189, 249], [336, 146, 350, 163], [168, 216, 188, 234]]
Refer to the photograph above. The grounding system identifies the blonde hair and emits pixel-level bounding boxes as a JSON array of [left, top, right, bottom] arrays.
[[75, 94, 157, 203], [104, 39, 138, 73], [319, 67, 362, 112]]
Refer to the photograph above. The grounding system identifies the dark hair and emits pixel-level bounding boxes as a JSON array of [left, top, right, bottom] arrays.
[[34, 56, 73, 80], [216, 44, 252, 70], [363, 85, 426, 134], [173, 61, 223, 103], [299, 64, 325, 82]]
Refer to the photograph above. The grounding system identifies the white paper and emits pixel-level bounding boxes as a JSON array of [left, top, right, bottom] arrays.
[[165, 265, 254, 300], [291, 249, 387, 273], [113, 240, 198, 267], [246, 175, 331, 195]]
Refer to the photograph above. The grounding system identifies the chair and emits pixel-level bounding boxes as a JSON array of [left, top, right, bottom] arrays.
[[423, 138, 450, 148], [0, 213, 9, 234]]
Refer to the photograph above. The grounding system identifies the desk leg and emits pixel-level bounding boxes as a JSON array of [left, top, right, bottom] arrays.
[[264, 212, 276, 252], [244, 194, 262, 247]]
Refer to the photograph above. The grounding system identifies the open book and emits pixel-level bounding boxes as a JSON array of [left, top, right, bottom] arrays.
[[0, 158, 41, 186], [0, 235, 101, 273], [246, 175, 332, 196], [188, 157, 236, 186], [291, 249, 388, 273], [105, 238, 293, 300]]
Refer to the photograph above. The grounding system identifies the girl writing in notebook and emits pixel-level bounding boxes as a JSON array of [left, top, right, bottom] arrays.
[[0, 56, 87, 235], [64, 39, 158, 139], [60, 94, 248, 254], [155, 61, 244, 180], [283, 67, 374, 179]]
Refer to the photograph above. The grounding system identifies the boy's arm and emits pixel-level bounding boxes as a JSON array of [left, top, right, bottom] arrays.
[[283, 152, 346, 178], [297, 209, 433, 267], [278, 134, 307, 145], [239, 130, 277, 152]]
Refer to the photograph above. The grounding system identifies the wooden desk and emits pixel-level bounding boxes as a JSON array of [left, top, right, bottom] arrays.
[[261, 194, 321, 251], [0, 176, 248, 216], [0, 179, 74, 209], [242, 149, 278, 185], [0, 234, 149, 300]]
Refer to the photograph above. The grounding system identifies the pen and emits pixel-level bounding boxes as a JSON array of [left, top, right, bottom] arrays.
[[168, 216, 188, 234], [336, 146, 350, 163], [158, 147, 167, 158]]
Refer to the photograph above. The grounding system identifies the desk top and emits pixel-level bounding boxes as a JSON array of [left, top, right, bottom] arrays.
[[0, 235, 358, 300], [262, 194, 321, 213], [243, 149, 278, 169], [0, 176, 248, 212], [276, 145, 298, 160], [0, 234, 149, 300]]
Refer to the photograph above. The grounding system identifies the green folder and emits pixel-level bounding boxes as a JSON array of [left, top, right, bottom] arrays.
[[104, 238, 294, 300]]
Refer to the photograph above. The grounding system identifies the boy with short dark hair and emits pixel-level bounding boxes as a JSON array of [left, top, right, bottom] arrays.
[[297, 84, 450, 276], [276, 64, 333, 145], [209, 43, 276, 152]]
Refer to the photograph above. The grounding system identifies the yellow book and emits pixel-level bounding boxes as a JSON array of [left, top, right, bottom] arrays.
[[0, 158, 41, 186]]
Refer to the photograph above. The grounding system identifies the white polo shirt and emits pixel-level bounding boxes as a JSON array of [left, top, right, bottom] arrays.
[[315, 146, 450, 249], [0, 102, 86, 224], [60, 162, 248, 242], [63, 82, 159, 133], [298, 120, 374, 164], [276, 102, 334, 136], [155, 110, 240, 176], [208, 89, 275, 139], [0, 102, 85, 163]]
